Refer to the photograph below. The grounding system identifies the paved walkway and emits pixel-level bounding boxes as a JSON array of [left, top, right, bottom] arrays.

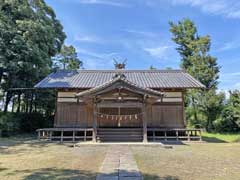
[[96, 145, 142, 180]]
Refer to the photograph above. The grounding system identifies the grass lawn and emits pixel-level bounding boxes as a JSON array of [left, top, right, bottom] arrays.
[[202, 132, 240, 143], [132, 143, 240, 180], [0, 136, 107, 180], [1, 135, 240, 180]]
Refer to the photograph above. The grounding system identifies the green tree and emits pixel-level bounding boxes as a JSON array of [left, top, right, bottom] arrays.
[[170, 18, 221, 131], [53, 45, 82, 70], [0, 0, 66, 112], [216, 90, 240, 132], [149, 65, 157, 70]]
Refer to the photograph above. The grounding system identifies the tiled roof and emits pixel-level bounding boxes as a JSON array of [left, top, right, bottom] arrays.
[[76, 74, 164, 97], [34, 70, 205, 89]]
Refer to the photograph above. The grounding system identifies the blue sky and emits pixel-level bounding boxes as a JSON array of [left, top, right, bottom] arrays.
[[45, 0, 240, 92]]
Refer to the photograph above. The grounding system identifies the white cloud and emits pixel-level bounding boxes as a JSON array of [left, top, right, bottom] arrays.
[[74, 35, 100, 43], [124, 29, 157, 38], [233, 82, 240, 89], [170, 0, 240, 19], [75, 47, 119, 69], [217, 41, 240, 52], [144, 46, 173, 59], [221, 72, 240, 80]]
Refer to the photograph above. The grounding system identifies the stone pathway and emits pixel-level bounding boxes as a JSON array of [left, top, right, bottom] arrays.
[[96, 145, 142, 180]]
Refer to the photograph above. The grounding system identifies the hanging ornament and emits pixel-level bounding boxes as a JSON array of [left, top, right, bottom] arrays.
[[135, 114, 137, 119], [101, 114, 103, 118]]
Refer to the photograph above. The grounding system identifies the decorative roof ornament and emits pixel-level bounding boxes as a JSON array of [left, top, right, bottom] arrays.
[[113, 58, 127, 70], [113, 58, 127, 80]]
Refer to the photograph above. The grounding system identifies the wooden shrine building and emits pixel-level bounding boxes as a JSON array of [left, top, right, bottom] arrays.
[[35, 66, 204, 142]]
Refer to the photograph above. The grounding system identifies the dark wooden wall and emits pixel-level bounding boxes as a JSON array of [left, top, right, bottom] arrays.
[[55, 102, 93, 128], [54, 90, 185, 128], [147, 103, 184, 128]]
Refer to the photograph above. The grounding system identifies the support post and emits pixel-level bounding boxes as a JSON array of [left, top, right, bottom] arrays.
[[187, 131, 190, 142], [176, 130, 179, 141], [38, 131, 41, 140], [153, 131, 155, 142], [164, 131, 167, 141], [84, 130, 87, 141], [92, 99, 97, 143], [60, 131, 63, 143], [142, 101, 148, 143], [199, 129, 202, 141], [49, 131, 52, 141], [73, 131, 75, 142]]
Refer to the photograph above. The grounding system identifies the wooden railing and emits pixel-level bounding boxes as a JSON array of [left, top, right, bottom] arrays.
[[36, 128, 93, 142], [147, 128, 202, 142]]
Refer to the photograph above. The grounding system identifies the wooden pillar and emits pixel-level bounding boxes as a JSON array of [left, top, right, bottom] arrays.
[[153, 131, 155, 142], [60, 131, 63, 143], [199, 129, 202, 141], [176, 130, 179, 141], [187, 130, 190, 141], [84, 130, 87, 141], [164, 131, 167, 141], [142, 102, 148, 143], [92, 99, 97, 143], [38, 131, 40, 140], [49, 131, 52, 141], [73, 131, 75, 142]]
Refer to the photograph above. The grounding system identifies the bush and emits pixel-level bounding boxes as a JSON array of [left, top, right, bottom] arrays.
[[214, 108, 240, 132], [0, 112, 53, 136]]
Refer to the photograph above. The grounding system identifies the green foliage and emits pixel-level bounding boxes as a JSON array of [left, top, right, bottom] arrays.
[[169, 18, 219, 89], [202, 132, 240, 143], [0, 112, 53, 136], [215, 90, 240, 132], [149, 65, 157, 70], [0, 0, 66, 111], [170, 18, 222, 132], [53, 45, 82, 70]]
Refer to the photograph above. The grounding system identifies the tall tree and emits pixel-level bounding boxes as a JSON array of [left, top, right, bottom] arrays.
[[170, 18, 221, 131], [53, 45, 82, 70], [218, 90, 240, 132], [0, 0, 66, 112]]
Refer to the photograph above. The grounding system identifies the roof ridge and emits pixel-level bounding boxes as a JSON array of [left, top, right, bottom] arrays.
[[54, 69, 185, 73]]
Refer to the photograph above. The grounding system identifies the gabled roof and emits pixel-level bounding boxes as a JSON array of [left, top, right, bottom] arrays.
[[76, 74, 164, 98], [34, 69, 205, 89]]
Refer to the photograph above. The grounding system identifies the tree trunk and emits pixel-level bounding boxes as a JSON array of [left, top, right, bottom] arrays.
[[4, 91, 12, 113], [25, 93, 29, 113], [29, 91, 33, 113], [192, 96, 198, 123], [17, 92, 21, 113], [0, 68, 3, 86], [11, 96, 15, 112]]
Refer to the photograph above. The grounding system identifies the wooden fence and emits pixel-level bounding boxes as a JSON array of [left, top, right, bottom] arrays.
[[37, 128, 93, 142], [147, 128, 202, 141]]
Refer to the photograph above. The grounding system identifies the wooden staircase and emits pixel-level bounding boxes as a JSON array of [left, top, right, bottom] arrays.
[[97, 128, 143, 142]]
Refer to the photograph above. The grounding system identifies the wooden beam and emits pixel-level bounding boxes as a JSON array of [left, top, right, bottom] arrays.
[[97, 102, 143, 108]]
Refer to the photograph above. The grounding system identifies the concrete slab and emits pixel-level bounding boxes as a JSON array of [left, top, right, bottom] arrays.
[[96, 145, 142, 180]]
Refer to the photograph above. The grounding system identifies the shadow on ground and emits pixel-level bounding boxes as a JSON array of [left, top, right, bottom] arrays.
[[202, 136, 226, 143], [0, 136, 70, 155], [160, 141, 188, 146], [5, 167, 180, 180]]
